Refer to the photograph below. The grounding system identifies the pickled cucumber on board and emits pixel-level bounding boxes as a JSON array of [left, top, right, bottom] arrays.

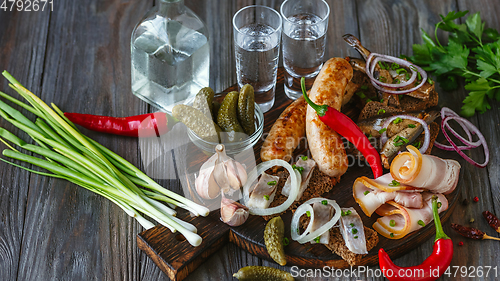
[[233, 266, 294, 281], [264, 216, 287, 266]]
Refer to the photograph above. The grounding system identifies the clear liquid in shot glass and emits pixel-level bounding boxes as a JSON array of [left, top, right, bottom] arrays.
[[283, 13, 326, 99], [235, 23, 280, 112]]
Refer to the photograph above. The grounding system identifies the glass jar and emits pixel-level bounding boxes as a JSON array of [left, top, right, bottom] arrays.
[[131, 0, 210, 112]]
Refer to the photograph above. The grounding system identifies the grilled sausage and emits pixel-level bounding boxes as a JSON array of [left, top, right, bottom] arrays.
[[260, 96, 307, 162], [306, 58, 353, 177]]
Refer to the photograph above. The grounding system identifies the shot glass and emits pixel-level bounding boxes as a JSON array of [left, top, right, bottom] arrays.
[[280, 0, 330, 99], [233, 5, 282, 113]]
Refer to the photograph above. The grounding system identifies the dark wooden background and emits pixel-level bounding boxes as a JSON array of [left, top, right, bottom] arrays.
[[0, 0, 499, 280]]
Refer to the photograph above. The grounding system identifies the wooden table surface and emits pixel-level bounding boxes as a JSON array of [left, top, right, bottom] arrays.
[[1, 0, 499, 280]]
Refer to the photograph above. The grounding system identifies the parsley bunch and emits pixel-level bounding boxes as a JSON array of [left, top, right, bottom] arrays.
[[407, 11, 500, 117]]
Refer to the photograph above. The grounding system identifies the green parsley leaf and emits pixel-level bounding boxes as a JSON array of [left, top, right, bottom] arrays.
[[465, 12, 484, 40]]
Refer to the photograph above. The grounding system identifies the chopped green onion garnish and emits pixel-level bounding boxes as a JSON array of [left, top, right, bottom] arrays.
[[389, 180, 400, 187], [264, 195, 270, 200], [321, 200, 328, 205], [378, 61, 388, 69], [408, 124, 416, 128], [437, 202, 442, 208], [363, 190, 370, 196], [360, 85, 369, 90], [314, 236, 320, 243], [417, 72, 422, 81], [396, 68, 407, 75], [267, 181, 277, 186], [390, 220, 396, 227], [379, 76, 387, 82], [301, 156, 308, 161], [306, 211, 311, 217], [341, 210, 352, 217], [427, 77, 434, 85], [350, 223, 355, 227], [391, 62, 400, 70], [413, 141, 422, 149], [390, 233, 394, 238], [405, 72, 411, 80], [292, 164, 304, 173], [368, 134, 372, 139], [393, 117, 402, 124], [418, 220, 425, 227], [378, 128, 387, 134], [380, 98, 384, 103], [393, 78, 400, 84], [352, 228, 358, 234], [283, 237, 290, 246], [377, 109, 386, 115], [354, 236, 358, 239]]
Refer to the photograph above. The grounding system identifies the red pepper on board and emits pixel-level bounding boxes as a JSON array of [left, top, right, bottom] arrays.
[[64, 112, 168, 137], [378, 196, 453, 281], [300, 77, 383, 179]]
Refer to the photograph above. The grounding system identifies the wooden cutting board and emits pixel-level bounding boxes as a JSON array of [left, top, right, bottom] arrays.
[[137, 68, 461, 281]]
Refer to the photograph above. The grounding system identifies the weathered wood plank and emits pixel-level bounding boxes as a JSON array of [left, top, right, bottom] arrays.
[[0, 8, 51, 281], [6, 1, 152, 280]]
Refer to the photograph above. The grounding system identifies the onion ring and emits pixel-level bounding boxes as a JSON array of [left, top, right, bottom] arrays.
[[434, 107, 481, 150], [365, 53, 427, 95], [441, 116, 489, 168], [379, 115, 430, 153], [291, 198, 341, 244], [242, 159, 301, 216]]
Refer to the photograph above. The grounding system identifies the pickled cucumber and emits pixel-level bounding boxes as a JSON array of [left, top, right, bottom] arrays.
[[212, 100, 221, 122], [172, 104, 221, 143], [193, 87, 215, 118], [233, 266, 294, 281], [237, 84, 255, 135], [264, 216, 287, 266], [217, 91, 245, 141]]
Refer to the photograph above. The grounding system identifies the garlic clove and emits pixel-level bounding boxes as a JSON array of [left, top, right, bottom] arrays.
[[220, 196, 249, 227], [226, 160, 247, 190]]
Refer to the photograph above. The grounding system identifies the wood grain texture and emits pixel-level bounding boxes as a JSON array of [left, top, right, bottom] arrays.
[[0, 0, 500, 281]]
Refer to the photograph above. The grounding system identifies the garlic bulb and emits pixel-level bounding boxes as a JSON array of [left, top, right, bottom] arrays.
[[195, 144, 247, 200], [220, 196, 249, 226]]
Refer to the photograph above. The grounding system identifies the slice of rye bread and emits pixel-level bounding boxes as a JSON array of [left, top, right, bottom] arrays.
[[357, 90, 439, 121], [325, 226, 379, 266], [262, 168, 340, 221], [298, 213, 379, 266]]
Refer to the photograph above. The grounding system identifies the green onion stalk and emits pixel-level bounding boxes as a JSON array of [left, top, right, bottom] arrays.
[[0, 71, 209, 246]]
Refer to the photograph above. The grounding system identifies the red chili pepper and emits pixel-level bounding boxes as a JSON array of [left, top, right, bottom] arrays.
[[64, 112, 169, 137], [378, 196, 453, 281], [301, 77, 383, 179]]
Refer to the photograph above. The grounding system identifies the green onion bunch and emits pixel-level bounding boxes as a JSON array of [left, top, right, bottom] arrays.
[[0, 71, 209, 246]]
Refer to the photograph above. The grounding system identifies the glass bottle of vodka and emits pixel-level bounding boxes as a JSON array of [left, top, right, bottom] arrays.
[[131, 0, 210, 112]]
